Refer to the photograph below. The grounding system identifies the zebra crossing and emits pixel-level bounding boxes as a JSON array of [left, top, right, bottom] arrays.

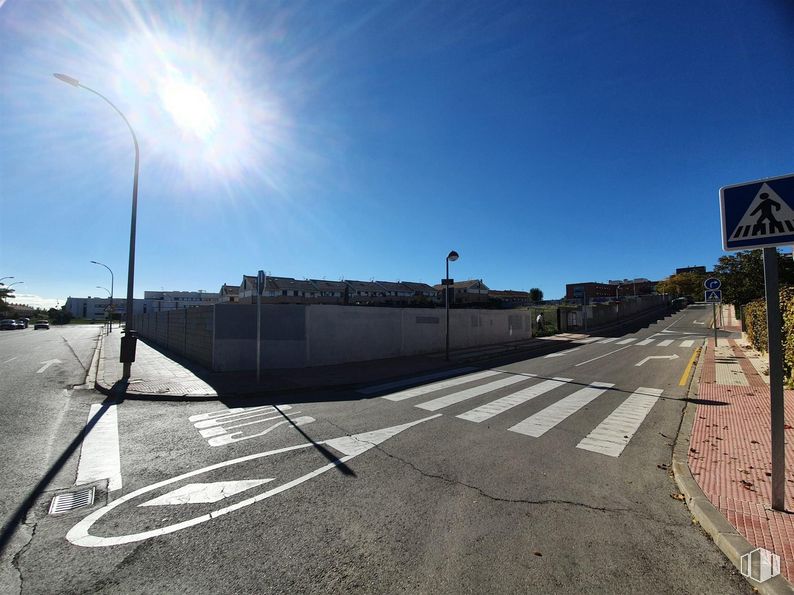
[[365, 369, 665, 457], [543, 336, 703, 357]]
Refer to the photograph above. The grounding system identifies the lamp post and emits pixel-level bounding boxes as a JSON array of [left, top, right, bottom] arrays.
[[97, 286, 112, 334], [7, 282, 24, 290], [56, 73, 139, 379], [0, 276, 13, 285], [91, 260, 114, 332], [445, 250, 459, 361]]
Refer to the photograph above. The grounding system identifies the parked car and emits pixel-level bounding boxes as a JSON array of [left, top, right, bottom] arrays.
[[20, 317, 30, 328], [0, 319, 18, 330], [34, 320, 50, 330]]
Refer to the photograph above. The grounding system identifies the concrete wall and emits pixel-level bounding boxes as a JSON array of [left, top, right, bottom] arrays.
[[133, 295, 668, 372]]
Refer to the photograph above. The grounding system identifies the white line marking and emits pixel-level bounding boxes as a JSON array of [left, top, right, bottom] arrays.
[[573, 337, 603, 344], [680, 339, 695, 348], [574, 345, 634, 367], [67, 415, 443, 547], [383, 370, 501, 402], [456, 377, 570, 422], [3, 356, 18, 364], [140, 479, 275, 506], [76, 404, 122, 492], [635, 354, 679, 367], [36, 359, 62, 373], [416, 374, 528, 411], [576, 387, 663, 457], [207, 416, 315, 447], [598, 338, 619, 344], [508, 382, 614, 437], [616, 338, 637, 345], [544, 348, 580, 358], [189, 405, 292, 424], [635, 338, 654, 346], [657, 339, 674, 347], [358, 367, 476, 395]]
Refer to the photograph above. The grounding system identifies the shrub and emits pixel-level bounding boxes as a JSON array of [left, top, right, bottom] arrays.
[[743, 286, 794, 386]]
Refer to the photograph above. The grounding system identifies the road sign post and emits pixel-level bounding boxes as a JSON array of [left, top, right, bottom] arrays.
[[704, 279, 722, 347], [720, 174, 792, 511]]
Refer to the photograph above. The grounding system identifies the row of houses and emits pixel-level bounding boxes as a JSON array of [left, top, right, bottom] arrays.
[[219, 276, 532, 307]]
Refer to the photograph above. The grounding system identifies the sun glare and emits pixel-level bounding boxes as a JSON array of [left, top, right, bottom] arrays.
[[159, 78, 218, 139]]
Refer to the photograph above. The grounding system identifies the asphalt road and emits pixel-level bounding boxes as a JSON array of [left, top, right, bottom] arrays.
[[2, 310, 753, 593]]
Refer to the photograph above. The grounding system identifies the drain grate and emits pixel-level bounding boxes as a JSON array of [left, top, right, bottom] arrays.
[[49, 487, 95, 514]]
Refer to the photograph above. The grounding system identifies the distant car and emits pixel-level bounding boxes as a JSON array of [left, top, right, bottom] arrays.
[[34, 320, 50, 330], [0, 319, 18, 330], [20, 317, 30, 328]]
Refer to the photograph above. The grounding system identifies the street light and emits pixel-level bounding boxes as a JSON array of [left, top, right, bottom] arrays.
[[445, 250, 459, 361], [91, 260, 114, 332], [0, 276, 13, 286], [56, 73, 140, 379], [6, 282, 24, 290]]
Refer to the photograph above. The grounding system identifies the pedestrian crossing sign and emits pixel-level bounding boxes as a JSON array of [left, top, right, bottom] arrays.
[[704, 289, 722, 302], [720, 173, 794, 250]]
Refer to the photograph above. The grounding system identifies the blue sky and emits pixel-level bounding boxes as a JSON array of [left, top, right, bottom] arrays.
[[2, 0, 793, 308]]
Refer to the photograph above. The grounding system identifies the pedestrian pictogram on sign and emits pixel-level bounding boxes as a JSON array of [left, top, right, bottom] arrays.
[[721, 174, 794, 250], [704, 289, 722, 302]]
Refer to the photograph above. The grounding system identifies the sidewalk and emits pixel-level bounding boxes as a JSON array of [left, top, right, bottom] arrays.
[[676, 304, 794, 590]]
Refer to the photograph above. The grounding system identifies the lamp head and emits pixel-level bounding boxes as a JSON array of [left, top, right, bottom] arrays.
[[54, 73, 80, 87], [446, 250, 459, 262]]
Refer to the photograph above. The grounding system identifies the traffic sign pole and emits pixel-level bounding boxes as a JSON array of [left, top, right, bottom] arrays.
[[712, 302, 718, 347], [763, 247, 785, 511]]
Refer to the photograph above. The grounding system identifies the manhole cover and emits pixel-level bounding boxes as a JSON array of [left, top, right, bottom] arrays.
[[49, 487, 95, 514]]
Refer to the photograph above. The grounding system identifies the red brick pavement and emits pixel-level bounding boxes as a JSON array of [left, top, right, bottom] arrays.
[[689, 338, 794, 580]]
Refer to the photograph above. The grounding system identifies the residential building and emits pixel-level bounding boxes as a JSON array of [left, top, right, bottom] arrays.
[[676, 266, 707, 275], [218, 284, 240, 303], [566, 279, 658, 303], [433, 279, 490, 306], [489, 289, 530, 308]]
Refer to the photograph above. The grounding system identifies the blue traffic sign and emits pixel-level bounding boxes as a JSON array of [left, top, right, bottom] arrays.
[[704, 278, 721, 290], [704, 289, 722, 302], [720, 173, 794, 251]]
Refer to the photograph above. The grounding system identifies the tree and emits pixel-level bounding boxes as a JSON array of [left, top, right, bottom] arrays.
[[655, 271, 706, 300], [0, 286, 15, 316], [529, 288, 543, 302], [47, 306, 73, 325], [713, 249, 794, 308]]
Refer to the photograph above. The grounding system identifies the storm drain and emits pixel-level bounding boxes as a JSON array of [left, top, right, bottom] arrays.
[[49, 487, 95, 514]]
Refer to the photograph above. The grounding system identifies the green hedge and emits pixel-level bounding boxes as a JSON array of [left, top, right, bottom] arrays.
[[743, 285, 794, 386]]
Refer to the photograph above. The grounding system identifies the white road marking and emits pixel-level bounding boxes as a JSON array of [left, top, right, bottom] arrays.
[[189, 404, 292, 425], [67, 415, 442, 547], [36, 359, 62, 373], [416, 374, 528, 411], [76, 404, 122, 492], [635, 354, 679, 367], [139, 479, 275, 506], [574, 345, 634, 367], [693, 321, 705, 325], [573, 337, 604, 344], [680, 339, 695, 347], [3, 356, 18, 364], [635, 338, 655, 346], [657, 339, 674, 347], [207, 416, 315, 447], [382, 370, 501, 402], [598, 338, 619, 344], [357, 367, 476, 395], [456, 377, 570, 423], [616, 338, 637, 345], [576, 387, 663, 457], [508, 382, 614, 437], [544, 347, 580, 358]]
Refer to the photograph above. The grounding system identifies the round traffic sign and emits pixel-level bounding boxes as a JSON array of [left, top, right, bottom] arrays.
[[704, 277, 721, 290]]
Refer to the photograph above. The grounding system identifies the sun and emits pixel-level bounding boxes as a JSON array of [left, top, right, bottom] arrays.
[[159, 77, 218, 140]]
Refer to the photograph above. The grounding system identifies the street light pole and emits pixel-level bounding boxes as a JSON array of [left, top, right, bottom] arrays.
[[56, 73, 139, 379], [0, 276, 14, 285], [91, 260, 114, 333], [445, 250, 459, 361], [97, 286, 112, 334]]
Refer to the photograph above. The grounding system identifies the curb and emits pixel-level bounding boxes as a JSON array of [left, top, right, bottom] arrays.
[[672, 341, 794, 594]]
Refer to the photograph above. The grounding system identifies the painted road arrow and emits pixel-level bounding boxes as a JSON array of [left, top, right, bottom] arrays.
[[36, 359, 62, 373], [66, 414, 442, 547], [635, 354, 679, 367]]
